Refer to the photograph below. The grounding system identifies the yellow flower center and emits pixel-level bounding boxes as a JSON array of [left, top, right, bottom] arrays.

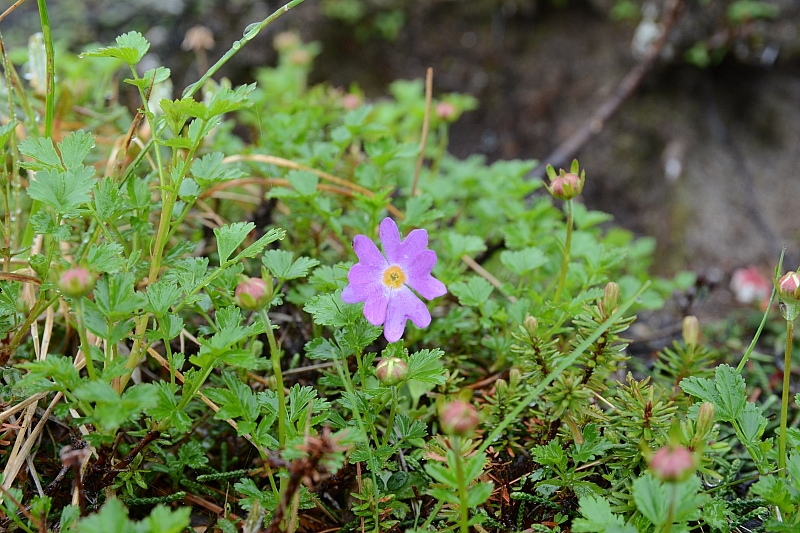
[[382, 265, 406, 289]]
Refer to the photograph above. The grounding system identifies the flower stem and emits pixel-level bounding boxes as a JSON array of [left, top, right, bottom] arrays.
[[451, 436, 469, 533], [554, 199, 573, 304], [259, 308, 286, 450], [382, 386, 399, 448], [74, 297, 96, 380], [779, 319, 793, 477], [662, 483, 677, 533]]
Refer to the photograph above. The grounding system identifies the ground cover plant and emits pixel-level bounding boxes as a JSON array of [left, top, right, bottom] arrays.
[[1, 1, 800, 532]]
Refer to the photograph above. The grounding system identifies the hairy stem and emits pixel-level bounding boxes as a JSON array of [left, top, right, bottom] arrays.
[[779, 319, 793, 477], [554, 199, 573, 304]]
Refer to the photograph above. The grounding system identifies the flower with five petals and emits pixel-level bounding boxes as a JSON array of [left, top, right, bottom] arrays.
[[342, 217, 446, 342]]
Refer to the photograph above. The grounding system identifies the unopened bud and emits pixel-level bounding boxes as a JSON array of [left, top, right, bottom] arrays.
[[695, 402, 715, 438], [523, 315, 538, 337], [682, 316, 700, 347], [649, 444, 696, 482], [375, 357, 408, 386], [342, 93, 360, 110], [235, 277, 272, 311], [435, 102, 457, 121], [288, 49, 312, 66], [440, 400, 480, 437], [545, 160, 586, 201], [601, 282, 620, 315], [273, 31, 300, 51], [58, 267, 96, 298], [777, 272, 800, 302]]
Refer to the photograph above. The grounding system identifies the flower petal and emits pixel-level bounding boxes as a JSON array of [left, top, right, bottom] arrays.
[[379, 217, 402, 260], [353, 234, 387, 268], [363, 290, 389, 326], [383, 286, 431, 342], [387, 227, 428, 265], [403, 249, 447, 299]]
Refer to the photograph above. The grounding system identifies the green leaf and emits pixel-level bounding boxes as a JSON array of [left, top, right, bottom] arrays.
[[466, 482, 493, 507], [124, 66, 170, 90], [215, 222, 255, 265], [632, 473, 668, 525], [449, 277, 493, 306], [86, 243, 126, 273], [236, 227, 285, 260], [402, 194, 443, 228], [27, 166, 96, 214], [286, 170, 318, 197], [203, 373, 260, 430], [145, 279, 184, 316], [441, 232, 487, 259], [305, 291, 362, 327], [500, 246, 548, 277], [573, 495, 637, 533], [0, 121, 16, 150], [190, 152, 245, 188], [262, 249, 320, 281], [406, 349, 446, 385], [30, 211, 70, 240], [77, 498, 133, 533], [752, 475, 793, 514], [93, 272, 147, 320], [81, 31, 150, 66], [58, 130, 95, 170], [18, 136, 62, 171], [532, 441, 567, 469], [425, 462, 457, 486], [145, 505, 191, 533], [738, 402, 768, 444], [713, 364, 746, 421], [573, 424, 614, 463], [207, 83, 256, 117], [74, 382, 157, 433], [94, 178, 125, 221]]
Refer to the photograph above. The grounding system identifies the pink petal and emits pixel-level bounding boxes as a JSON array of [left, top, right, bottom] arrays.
[[347, 262, 382, 285], [386, 227, 428, 265], [353, 234, 387, 268], [383, 286, 431, 343], [379, 218, 402, 260], [404, 249, 447, 299], [363, 290, 390, 325]]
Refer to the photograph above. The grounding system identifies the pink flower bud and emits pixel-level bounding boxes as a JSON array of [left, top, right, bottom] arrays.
[[650, 444, 696, 481], [435, 102, 457, 121], [375, 357, 408, 386], [342, 93, 360, 110], [58, 268, 95, 298], [288, 49, 312, 66], [695, 402, 715, 438], [777, 272, 800, 302], [235, 277, 272, 311], [440, 400, 480, 437], [550, 173, 583, 200]]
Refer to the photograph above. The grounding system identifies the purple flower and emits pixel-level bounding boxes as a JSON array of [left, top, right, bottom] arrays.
[[342, 217, 446, 342]]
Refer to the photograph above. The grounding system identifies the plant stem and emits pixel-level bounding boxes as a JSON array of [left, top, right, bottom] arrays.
[[382, 386, 399, 448], [451, 436, 469, 533], [554, 199, 573, 304], [662, 482, 677, 533], [74, 297, 96, 380], [779, 319, 793, 477], [259, 308, 286, 450]]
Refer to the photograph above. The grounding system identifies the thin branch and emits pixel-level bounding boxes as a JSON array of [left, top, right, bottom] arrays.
[[411, 67, 433, 197], [528, 0, 687, 179]]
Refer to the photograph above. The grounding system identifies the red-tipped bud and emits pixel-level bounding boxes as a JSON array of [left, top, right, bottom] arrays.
[[777, 272, 800, 302], [545, 161, 586, 201], [682, 316, 700, 347], [440, 400, 480, 437], [235, 277, 272, 311], [695, 402, 715, 438], [58, 268, 95, 298], [435, 102, 457, 121], [376, 357, 408, 386], [650, 444, 696, 481]]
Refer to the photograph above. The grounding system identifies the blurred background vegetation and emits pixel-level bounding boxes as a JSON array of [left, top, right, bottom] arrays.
[[4, 0, 799, 276]]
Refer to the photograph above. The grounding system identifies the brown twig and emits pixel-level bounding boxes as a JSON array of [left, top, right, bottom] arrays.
[[411, 67, 433, 197], [528, 0, 687, 179], [0, 0, 26, 24]]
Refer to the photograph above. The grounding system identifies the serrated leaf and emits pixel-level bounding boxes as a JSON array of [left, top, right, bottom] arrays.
[[305, 291, 362, 327], [236, 228, 285, 261], [27, 166, 96, 213], [58, 130, 95, 170], [262, 249, 320, 281], [76, 498, 131, 533], [30, 211, 70, 240], [86, 243, 126, 273], [190, 152, 244, 188], [145, 505, 190, 533], [215, 222, 254, 264], [406, 349, 445, 385], [441, 232, 486, 259], [93, 178, 125, 221], [449, 277, 493, 306], [402, 194, 443, 228], [0, 121, 16, 149], [81, 31, 150, 65], [738, 402, 768, 444], [93, 272, 147, 320], [207, 83, 255, 116], [124, 66, 170, 90], [466, 482, 493, 507], [714, 364, 746, 421], [500, 246, 548, 276], [573, 495, 637, 533], [18, 136, 62, 171], [286, 170, 318, 196]]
